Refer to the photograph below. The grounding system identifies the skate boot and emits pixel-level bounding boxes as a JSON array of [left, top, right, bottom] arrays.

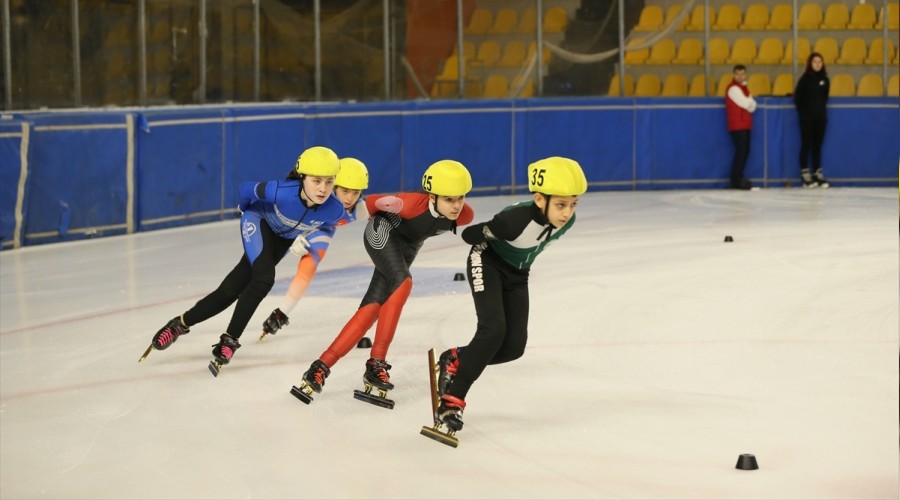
[[139, 316, 190, 362], [437, 394, 466, 432], [290, 359, 330, 404], [437, 348, 460, 397], [208, 333, 241, 377], [353, 358, 396, 409], [800, 168, 817, 188], [259, 308, 289, 341], [814, 169, 830, 188]]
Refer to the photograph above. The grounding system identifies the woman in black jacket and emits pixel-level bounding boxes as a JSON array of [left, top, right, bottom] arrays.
[[794, 52, 830, 188]]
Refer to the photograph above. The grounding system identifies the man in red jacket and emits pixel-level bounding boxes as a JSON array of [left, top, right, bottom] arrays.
[[725, 64, 758, 190]]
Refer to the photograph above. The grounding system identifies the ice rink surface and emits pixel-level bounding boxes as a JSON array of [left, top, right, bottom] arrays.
[[1, 188, 897, 499]]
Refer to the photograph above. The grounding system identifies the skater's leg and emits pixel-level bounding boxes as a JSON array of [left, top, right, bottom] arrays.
[[319, 301, 381, 367], [182, 257, 251, 327], [370, 277, 412, 361], [488, 280, 529, 365]]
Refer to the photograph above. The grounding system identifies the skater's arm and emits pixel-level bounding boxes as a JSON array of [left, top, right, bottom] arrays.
[[301, 227, 335, 265], [366, 194, 405, 215]]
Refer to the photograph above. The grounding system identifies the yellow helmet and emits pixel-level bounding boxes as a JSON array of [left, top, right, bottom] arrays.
[[294, 146, 340, 177], [335, 158, 369, 190], [527, 157, 588, 196], [421, 160, 472, 196]]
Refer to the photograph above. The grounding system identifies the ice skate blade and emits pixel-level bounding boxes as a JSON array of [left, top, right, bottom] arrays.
[[290, 385, 314, 404], [353, 389, 395, 409], [138, 344, 153, 363], [420, 425, 458, 448], [208, 360, 223, 377], [258, 331, 268, 342]]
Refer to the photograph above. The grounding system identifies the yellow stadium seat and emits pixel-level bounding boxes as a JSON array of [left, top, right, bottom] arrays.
[[797, 3, 823, 30], [635, 74, 661, 97], [517, 7, 537, 34], [888, 74, 899, 96], [432, 55, 464, 98], [772, 73, 794, 96], [754, 38, 784, 64], [703, 38, 730, 65], [685, 5, 715, 31], [451, 41, 476, 61], [865, 38, 895, 65], [836, 37, 867, 65], [830, 74, 855, 96], [465, 8, 492, 35], [672, 38, 703, 65], [766, 4, 793, 30], [813, 37, 839, 64], [512, 75, 534, 98], [646, 39, 676, 65], [856, 74, 883, 96], [741, 4, 769, 30], [661, 73, 688, 96], [781, 37, 811, 64], [747, 73, 771, 96], [470, 40, 502, 68], [498, 40, 527, 67], [608, 74, 634, 96], [713, 4, 742, 30], [482, 74, 509, 98], [688, 74, 715, 97], [820, 3, 849, 29], [527, 41, 552, 66], [666, 4, 689, 31], [624, 39, 650, 65], [717, 73, 735, 96], [726, 38, 757, 65], [875, 3, 899, 30], [635, 5, 664, 32], [847, 2, 876, 29], [489, 8, 517, 34], [543, 7, 567, 33]]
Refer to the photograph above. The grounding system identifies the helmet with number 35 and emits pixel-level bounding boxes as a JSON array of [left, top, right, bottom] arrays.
[[527, 157, 587, 196]]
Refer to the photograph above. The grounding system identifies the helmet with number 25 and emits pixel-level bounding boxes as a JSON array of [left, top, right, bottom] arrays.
[[528, 157, 588, 196], [421, 160, 472, 197]]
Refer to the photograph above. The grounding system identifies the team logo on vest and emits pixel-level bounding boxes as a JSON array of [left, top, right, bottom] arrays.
[[242, 221, 257, 242], [469, 244, 485, 292]]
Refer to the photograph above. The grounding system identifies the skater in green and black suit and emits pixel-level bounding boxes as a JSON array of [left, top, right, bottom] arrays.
[[435, 157, 588, 432]]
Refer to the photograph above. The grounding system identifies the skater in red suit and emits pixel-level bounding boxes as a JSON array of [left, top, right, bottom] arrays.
[[291, 160, 475, 404], [435, 157, 587, 431]]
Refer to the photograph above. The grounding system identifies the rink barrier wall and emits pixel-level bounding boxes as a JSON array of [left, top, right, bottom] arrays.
[[1, 97, 897, 249]]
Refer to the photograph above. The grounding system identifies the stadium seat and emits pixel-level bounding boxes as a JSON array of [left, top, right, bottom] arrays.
[[713, 4, 742, 30], [766, 4, 793, 30], [865, 38, 895, 65], [797, 3, 823, 30], [847, 2, 877, 29], [672, 38, 703, 65], [835, 37, 867, 65], [608, 74, 634, 96], [819, 3, 849, 29], [781, 37, 811, 64], [856, 74, 883, 96], [465, 8, 492, 35], [717, 73, 735, 96], [685, 5, 715, 31], [726, 38, 757, 65], [635, 5, 664, 32], [688, 74, 715, 97], [498, 40, 527, 67], [741, 4, 770, 30], [703, 38, 730, 65], [517, 7, 537, 34], [482, 74, 509, 98], [470, 40, 502, 67], [527, 41, 552, 65], [772, 73, 794, 96], [666, 4, 689, 31], [543, 7, 567, 33], [754, 38, 784, 64], [432, 55, 464, 98], [624, 39, 650, 65], [747, 73, 772, 96], [489, 8, 517, 34], [888, 74, 899, 96], [646, 39, 677, 65], [635, 74, 662, 97], [451, 41, 476, 61], [829, 73, 855, 96], [875, 3, 899, 30], [813, 37, 839, 64], [661, 73, 688, 96]]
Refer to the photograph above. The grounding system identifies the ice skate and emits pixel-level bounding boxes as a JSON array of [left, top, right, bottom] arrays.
[[353, 358, 396, 409], [420, 348, 459, 447], [259, 308, 289, 341], [800, 168, 817, 188], [208, 333, 241, 377], [437, 394, 466, 432], [290, 359, 330, 404], [814, 169, 830, 188], [139, 316, 190, 362], [437, 347, 460, 397]]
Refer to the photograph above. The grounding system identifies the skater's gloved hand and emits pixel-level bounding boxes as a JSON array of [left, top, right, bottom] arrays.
[[290, 235, 311, 257]]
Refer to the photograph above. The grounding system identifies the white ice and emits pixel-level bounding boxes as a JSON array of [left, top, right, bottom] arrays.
[[1, 189, 897, 499]]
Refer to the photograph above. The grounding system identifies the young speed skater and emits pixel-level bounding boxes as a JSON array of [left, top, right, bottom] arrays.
[[259, 157, 369, 341], [139, 146, 348, 376], [430, 156, 587, 435], [290, 159, 475, 408]]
